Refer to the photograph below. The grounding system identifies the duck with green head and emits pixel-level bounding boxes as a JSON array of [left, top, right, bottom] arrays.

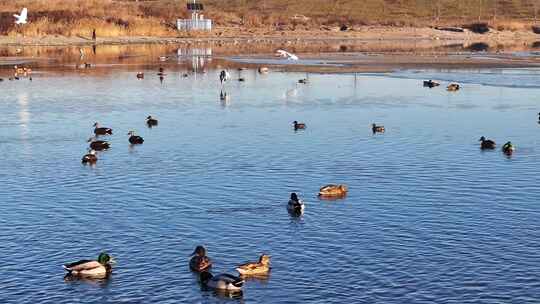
[[190, 245, 212, 272], [63, 252, 115, 278]]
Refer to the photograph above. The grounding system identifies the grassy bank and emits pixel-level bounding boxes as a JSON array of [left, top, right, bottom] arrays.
[[1, 0, 540, 38]]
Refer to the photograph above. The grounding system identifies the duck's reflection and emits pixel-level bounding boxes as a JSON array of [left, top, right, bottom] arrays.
[[220, 90, 230, 107], [241, 272, 271, 285], [318, 194, 347, 201], [17, 92, 30, 140], [63, 273, 111, 287], [201, 288, 244, 301]]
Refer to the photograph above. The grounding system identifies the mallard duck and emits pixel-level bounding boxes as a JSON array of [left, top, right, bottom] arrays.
[[258, 67, 269, 74], [14, 66, 25, 75], [81, 150, 98, 164], [447, 83, 460, 91], [63, 252, 115, 278], [298, 78, 308, 84], [238, 77, 246, 82], [293, 121, 306, 130], [423, 80, 440, 88], [319, 184, 348, 197], [93, 122, 113, 135], [146, 116, 158, 127], [190, 246, 212, 272], [287, 192, 305, 213], [88, 138, 110, 151], [200, 271, 244, 291], [372, 123, 385, 133], [127, 131, 144, 144], [236, 254, 271, 276], [479, 136, 496, 149], [219, 70, 230, 84], [502, 141, 515, 155], [136, 72, 144, 79]]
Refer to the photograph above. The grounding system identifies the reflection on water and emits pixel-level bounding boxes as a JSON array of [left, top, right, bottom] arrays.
[[17, 92, 29, 142], [64, 273, 112, 288], [466, 42, 490, 52], [1, 63, 540, 304], [3, 39, 540, 73], [178, 47, 213, 72]]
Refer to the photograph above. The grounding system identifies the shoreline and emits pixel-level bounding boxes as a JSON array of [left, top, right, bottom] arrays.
[[1, 26, 540, 74], [1, 26, 539, 47]]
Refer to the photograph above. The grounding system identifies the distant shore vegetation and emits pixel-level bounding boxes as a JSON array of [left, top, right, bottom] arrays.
[[1, 0, 540, 37]]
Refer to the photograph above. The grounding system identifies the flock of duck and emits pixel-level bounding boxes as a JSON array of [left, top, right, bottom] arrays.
[[64, 186, 347, 293], [424, 79, 521, 155], [64, 66, 530, 295], [0, 65, 33, 82], [81, 118, 156, 164]]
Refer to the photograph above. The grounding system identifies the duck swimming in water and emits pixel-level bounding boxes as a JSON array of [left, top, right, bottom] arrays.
[[88, 137, 110, 151], [146, 116, 158, 127], [479, 136, 496, 150], [423, 80, 440, 88], [236, 254, 271, 276], [319, 184, 348, 197], [502, 141, 515, 155], [200, 271, 244, 291], [136, 72, 144, 79], [287, 192, 305, 214], [447, 83, 460, 91], [81, 149, 98, 164], [63, 252, 115, 278], [127, 131, 144, 144], [219, 70, 230, 84], [293, 121, 306, 130], [93, 122, 113, 135], [372, 123, 385, 134], [190, 245, 212, 272]]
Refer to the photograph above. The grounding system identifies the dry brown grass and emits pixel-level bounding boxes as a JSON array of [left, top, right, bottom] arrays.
[[490, 20, 534, 32], [1, 0, 539, 37]]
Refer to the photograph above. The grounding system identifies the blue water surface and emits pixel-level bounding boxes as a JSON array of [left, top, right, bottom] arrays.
[[0, 63, 539, 304]]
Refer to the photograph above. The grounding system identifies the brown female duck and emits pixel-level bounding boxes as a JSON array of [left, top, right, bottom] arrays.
[[127, 131, 144, 144], [236, 254, 271, 276], [88, 137, 110, 151], [318, 184, 348, 197], [93, 122, 113, 135], [479, 136, 496, 150], [81, 150, 98, 164]]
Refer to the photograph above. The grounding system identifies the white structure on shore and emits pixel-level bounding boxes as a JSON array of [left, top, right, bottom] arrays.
[[177, 0, 212, 31]]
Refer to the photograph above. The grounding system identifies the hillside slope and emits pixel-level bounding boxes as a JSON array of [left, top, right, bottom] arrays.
[[1, 0, 539, 37]]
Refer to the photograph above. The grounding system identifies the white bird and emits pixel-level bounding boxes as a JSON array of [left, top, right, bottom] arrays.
[[14, 8, 28, 25], [276, 49, 298, 61], [219, 70, 230, 84]]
